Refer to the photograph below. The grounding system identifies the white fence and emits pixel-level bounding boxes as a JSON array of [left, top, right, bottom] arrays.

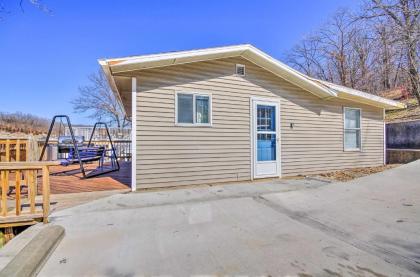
[[37, 139, 132, 161]]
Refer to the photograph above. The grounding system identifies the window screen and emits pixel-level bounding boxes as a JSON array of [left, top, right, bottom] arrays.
[[344, 108, 361, 150], [177, 94, 193, 123]]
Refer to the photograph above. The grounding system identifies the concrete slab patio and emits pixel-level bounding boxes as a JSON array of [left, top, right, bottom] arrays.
[[38, 161, 420, 276]]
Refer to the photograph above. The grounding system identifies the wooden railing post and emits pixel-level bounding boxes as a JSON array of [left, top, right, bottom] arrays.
[[28, 170, 36, 214], [1, 171, 8, 216], [15, 170, 21, 216], [16, 139, 20, 162], [42, 166, 50, 223], [0, 161, 58, 227], [5, 140, 10, 162], [25, 140, 29, 161]]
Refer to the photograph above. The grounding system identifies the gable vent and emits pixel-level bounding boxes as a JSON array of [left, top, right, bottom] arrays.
[[235, 64, 245, 76]]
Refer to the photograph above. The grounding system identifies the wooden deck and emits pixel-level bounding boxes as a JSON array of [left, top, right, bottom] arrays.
[[0, 159, 131, 236], [47, 161, 131, 194], [0, 161, 59, 229]]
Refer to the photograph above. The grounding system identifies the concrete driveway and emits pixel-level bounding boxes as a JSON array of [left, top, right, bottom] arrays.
[[39, 161, 420, 276]]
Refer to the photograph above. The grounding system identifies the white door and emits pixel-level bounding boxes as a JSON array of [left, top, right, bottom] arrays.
[[253, 100, 280, 178]]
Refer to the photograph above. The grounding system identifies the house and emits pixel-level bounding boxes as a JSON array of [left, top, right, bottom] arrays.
[[99, 44, 404, 190]]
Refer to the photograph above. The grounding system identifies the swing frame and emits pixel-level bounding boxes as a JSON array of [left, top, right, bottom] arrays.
[[87, 122, 120, 177], [39, 115, 120, 178]]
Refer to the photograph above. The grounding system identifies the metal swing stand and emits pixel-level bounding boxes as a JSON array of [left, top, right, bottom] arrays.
[[39, 115, 120, 179], [86, 122, 120, 178]]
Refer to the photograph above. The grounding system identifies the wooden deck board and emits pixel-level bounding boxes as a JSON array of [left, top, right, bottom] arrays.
[[0, 161, 131, 227], [5, 162, 131, 195], [47, 161, 131, 194]]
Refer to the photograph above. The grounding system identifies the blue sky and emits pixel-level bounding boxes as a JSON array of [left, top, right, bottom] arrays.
[[1, 0, 358, 124]]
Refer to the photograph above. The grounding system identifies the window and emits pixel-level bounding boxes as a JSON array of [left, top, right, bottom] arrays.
[[176, 92, 211, 125], [196, 95, 209, 124], [236, 64, 245, 76], [344, 108, 361, 151], [177, 94, 194, 123]]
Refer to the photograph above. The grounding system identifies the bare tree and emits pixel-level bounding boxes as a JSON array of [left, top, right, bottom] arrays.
[[376, 23, 394, 89], [361, 0, 420, 103], [0, 0, 50, 19], [72, 71, 130, 131], [0, 112, 50, 134], [318, 10, 358, 87], [285, 36, 330, 80], [371, 20, 407, 91], [284, 2, 419, 103], [285, 9, 375, 90]]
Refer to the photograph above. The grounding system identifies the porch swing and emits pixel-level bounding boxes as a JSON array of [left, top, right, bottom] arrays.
[[39, 115, 120, 178]]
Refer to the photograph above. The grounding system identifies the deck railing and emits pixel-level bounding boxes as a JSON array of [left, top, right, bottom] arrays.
[[0, 161, 59, 227], [1, 137, 132, 162], [91, 139, 132, 161], [0, 139, 30, 162], [37, 139, 132, 161]]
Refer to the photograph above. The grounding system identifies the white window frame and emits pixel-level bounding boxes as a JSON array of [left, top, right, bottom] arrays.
[[235, 64, 246, 76], [175, 91, 212, 127], [131, 77, 137, 191], [343, 107, 362, 152]]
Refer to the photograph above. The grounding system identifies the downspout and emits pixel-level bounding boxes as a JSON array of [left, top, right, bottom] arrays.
[[131, 77, 137, 191], [383, 108, 386, 165]]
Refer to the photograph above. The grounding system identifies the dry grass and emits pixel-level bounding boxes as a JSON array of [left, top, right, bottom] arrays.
[[386, 98, 420, 123], [313, 164, 400, 182]]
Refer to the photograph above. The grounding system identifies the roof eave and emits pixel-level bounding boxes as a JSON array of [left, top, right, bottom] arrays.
[[98, 59, 128, 117], [109, 44, 251, 74], [107, 45, 337, 99], [99, 44, 405, 111], [336, 92, 406, 110], [312, 78, 405, 110], [240, 46, 337, 99]]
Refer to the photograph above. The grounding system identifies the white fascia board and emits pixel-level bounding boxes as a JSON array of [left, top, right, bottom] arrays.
[[110, 45, 249, 73], [100, 44, 405, 110], [241, 46, 337, 99], [336, 91, 405, 110], [98, 59, 127, 117], [112, 44, 250, 65], [108, 44, 336, 99], [321, 81, 405, 110]]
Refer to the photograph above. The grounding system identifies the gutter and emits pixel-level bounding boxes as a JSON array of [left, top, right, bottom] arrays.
[[310, 78, 405, 110]]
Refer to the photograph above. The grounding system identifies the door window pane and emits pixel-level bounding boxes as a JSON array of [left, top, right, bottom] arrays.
[[177, 94, 193, 123], [344, 130, 360, 150], [257, 105, 275, 131], [257, 133, 276, 161], [196, 96, 209, 124]]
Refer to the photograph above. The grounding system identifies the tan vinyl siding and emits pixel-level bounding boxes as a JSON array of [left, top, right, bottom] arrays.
[[134, 57, 384, 188]]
